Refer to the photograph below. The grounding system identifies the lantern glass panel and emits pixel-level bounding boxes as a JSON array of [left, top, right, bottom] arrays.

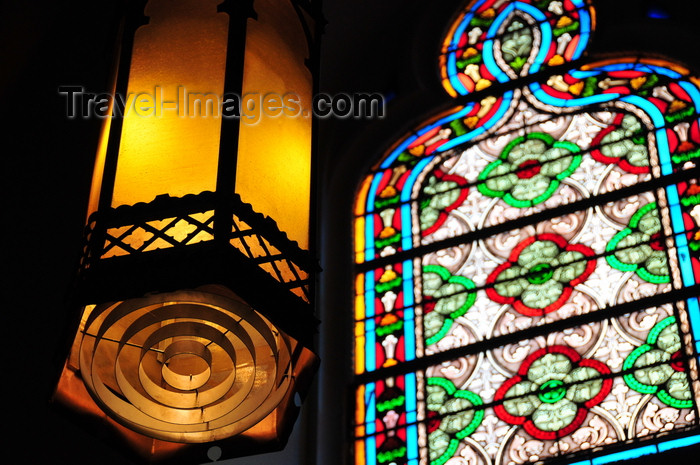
[[112, 0, 228, 207], [236, 0, 313, 249]]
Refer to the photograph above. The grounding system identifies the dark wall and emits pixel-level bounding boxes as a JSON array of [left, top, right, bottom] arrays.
[[2, 2, 135, 464]]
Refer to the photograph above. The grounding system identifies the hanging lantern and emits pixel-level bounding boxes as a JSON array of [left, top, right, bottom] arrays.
[[52, 0, 320, 463]]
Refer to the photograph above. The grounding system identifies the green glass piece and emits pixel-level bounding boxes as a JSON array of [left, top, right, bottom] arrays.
[[538, 379, 567, 404], [527, 262, 554, 284], [501, 19, 533, 69]]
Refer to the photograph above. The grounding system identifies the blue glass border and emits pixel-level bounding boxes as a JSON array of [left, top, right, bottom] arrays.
[[569, 434, 700, 465]]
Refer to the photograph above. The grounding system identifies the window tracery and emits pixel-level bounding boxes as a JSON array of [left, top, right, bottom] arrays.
[[353, 2, 700, 464]]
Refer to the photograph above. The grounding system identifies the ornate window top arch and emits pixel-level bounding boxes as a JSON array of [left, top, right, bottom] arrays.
[[352, 1, 700, 465], [440, 0, 595, 97]]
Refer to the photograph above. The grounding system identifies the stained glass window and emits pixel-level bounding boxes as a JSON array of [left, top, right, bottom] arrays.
[[352, 1, 700, 464]]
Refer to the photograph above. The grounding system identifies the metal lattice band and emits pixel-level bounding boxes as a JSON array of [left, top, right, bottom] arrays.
[[78, 192, 312, 303], [77, 288, 299, 442]]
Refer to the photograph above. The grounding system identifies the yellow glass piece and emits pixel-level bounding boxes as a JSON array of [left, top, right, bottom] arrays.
[[236, 0, 312, 250], [354, 384, 366, 436], [355, 440, 367, 465], [354, 324, 366, 375], [355, 176, 372, 216], [354, 274, 366, 375], [111, 0, 228, 207], [355, 273, 365, 317], [354, 215, 366, 263]]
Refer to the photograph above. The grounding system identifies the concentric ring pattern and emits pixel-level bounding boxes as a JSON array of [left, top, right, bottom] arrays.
[[77, 288, 295, 443]]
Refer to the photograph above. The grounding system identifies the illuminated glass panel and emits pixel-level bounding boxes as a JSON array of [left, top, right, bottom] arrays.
[[440, 0, 595, 97], [355, 307, 698, 465], [353, 1, 700, 464]]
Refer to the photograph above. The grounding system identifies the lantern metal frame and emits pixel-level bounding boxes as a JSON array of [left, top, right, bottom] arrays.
[[52, 0, 324, 462]]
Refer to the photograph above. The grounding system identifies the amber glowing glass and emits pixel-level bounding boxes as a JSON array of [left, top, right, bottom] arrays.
[[112, 0, 228, 208], [236, 0, 312, 249]]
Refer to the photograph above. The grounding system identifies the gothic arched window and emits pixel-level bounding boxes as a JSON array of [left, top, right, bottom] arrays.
[[352, 1, 700, 464]]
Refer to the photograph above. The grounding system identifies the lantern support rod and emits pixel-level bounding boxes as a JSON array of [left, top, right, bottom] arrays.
[[98, 0, 149, 213], [214, 0, 257, 242]]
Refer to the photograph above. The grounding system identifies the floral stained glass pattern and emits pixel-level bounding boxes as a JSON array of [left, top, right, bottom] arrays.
[[419, 170, 469, 236], [477, 132, 581, 208], [624, 316, 693, 409], [427, 378, 484, 465], [355, 309, 698, 465], [590, 113, 650, 174], [606, 202, 670, 284], [494, 346, 612, 440], [423, 265, 477, 344], [353, 1, 700, 465], [440, 0, 594, 97], [486, 233, 596, 316]]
